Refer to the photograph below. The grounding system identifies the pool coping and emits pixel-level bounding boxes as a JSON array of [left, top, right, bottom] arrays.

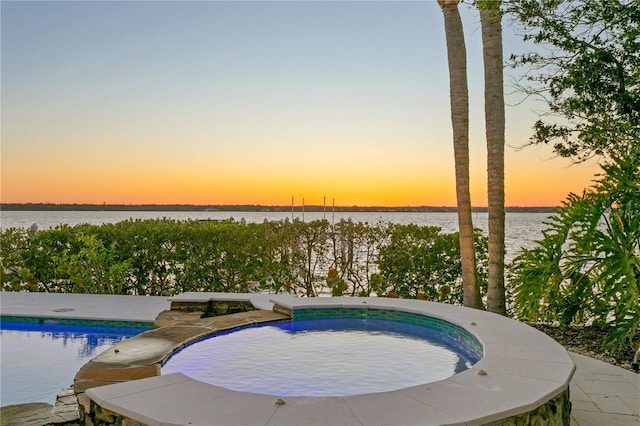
[[85, 296, 575, 426]]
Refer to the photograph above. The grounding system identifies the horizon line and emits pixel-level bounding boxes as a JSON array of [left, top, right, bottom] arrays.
[[0, 202, 559, 211]]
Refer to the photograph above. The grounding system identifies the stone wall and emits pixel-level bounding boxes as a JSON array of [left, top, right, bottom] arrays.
[[80, 400, 145, 426], [81, 386, 571, 426], [170, 300, 255, 317], [485, 387, 571, 426], [272, 303, 292, 317]]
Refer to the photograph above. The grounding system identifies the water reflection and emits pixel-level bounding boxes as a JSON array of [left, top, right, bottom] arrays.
[[1, 321, 149, 358], [0, 321, 150, 406]]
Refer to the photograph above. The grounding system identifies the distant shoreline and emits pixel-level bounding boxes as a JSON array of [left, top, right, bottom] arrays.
[[0, 203, 556, 213]]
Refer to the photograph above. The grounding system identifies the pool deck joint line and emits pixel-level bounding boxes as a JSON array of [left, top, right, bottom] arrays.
[[1, 292, 637, 426]]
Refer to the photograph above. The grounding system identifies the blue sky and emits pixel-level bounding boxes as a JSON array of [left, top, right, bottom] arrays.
[[1, 1, 597, 206]]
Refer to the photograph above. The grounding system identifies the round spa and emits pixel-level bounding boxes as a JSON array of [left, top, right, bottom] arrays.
[[84, 296, 576, 426], [161, 312, 483, 397]]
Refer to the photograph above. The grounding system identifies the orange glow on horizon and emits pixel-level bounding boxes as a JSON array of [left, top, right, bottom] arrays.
[[1, 119, 598, 209], [1, 170, 595, 208]]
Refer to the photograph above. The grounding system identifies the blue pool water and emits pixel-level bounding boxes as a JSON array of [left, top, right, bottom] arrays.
[[0, 320, 150, 406], [162, 318, 480, 397]]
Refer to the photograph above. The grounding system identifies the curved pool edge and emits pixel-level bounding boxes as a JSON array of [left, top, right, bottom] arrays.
[[83, 296, 575, 426]]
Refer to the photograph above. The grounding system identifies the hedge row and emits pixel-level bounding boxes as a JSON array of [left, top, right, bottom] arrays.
[[1, 218, 488, 302]]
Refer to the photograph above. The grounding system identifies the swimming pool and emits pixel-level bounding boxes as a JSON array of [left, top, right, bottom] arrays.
[[162, 317, 482, 396], [0, 319, 151, 406]]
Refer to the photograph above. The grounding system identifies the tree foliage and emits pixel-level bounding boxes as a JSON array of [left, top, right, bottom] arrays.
[[506, 0, 640, 351], [326, 220, 386, 297], [507, 0, 640, 162], [1, 219, 489, 303], [510, 148, 640, 350], [376, 224, 488, 303]]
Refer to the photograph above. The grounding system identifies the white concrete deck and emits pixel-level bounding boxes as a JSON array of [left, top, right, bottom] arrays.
[[0, 292, 170, 322]]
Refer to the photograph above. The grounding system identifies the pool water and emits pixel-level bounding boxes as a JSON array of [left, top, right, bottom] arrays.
[[162, 318, 478, 397], [0, 321, 150, 406]]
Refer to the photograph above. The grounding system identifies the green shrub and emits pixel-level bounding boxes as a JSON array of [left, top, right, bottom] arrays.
[[510, 150, 640, 351], [1, 217, 488, 304]]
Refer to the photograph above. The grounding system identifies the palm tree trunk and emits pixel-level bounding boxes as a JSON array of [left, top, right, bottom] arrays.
[[438, 0, 483, 310], [480, 0, 507, 315]]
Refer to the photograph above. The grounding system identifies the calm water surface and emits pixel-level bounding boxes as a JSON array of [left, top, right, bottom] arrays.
[[162, 318, 479, 396], [0, 321, 150, 406]]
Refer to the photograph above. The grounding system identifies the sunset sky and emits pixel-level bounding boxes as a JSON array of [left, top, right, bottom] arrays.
[[1, 1, 599, 207]]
